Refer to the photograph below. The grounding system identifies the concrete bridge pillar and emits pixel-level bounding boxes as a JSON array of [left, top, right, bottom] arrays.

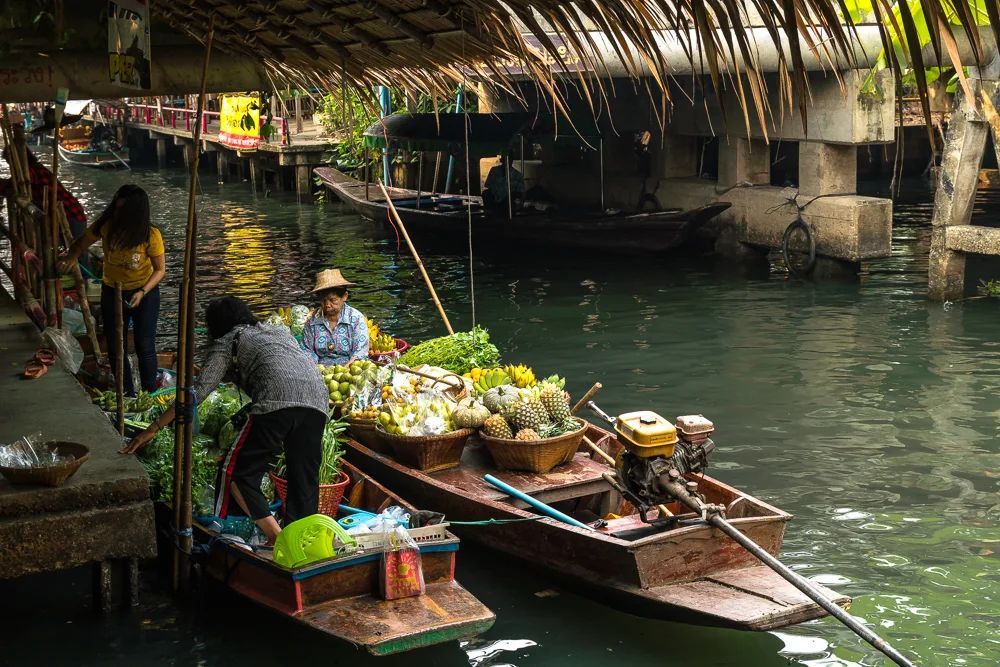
[[155, 138, 168, 168], [661, 134, 699, 178], [296, 165, 312, 198], [799, 143, 857, 196], [216, 151, 229, 183], [719, 138, 770, 187]]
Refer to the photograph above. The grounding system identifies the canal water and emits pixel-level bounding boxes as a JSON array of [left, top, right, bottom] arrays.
[[2, 159, 998, 667]]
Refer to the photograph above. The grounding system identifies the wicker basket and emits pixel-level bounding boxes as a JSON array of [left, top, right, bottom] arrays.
[[0, 441, 90, 487], [375, 427, 475, 472], [369, 337, 410, 363], [268, 470, 350, 518], [345, 416, 388, 452], [479, 417, 588, 473]]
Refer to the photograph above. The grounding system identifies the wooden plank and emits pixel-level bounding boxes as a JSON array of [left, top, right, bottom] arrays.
[[297, 580, 495, 656]]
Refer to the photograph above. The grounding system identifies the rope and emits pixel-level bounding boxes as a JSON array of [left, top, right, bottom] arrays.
[[461, 16, 476, 327], [447, 516, 544, 526]]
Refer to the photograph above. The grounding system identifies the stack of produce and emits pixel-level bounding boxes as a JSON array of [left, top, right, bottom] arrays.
[[263, 304, 312, 338], [319, 358, 380, 409], [465, 365, 564, 396], [374, 370, 474, 437], [399, 326, 499, 375], [91, 390, 156, 413], [479, 380, 578, 442], [366, 318, 398, 356]]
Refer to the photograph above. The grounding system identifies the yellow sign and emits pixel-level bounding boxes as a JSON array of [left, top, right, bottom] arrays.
[[219, 94, 261, 151]]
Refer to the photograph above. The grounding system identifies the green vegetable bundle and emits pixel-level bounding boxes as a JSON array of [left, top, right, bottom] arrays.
[[137, 428, 218, 516], [197, 384, 248, 438], [399, 326, 500, 375]]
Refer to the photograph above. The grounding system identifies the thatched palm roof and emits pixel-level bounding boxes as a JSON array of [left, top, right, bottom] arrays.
[[155, 1, 998, 137]]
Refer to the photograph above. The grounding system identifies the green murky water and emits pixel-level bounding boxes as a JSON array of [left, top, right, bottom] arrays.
[[2, 160, 998, 666]]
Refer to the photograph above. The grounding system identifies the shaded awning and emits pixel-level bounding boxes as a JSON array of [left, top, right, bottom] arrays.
[[362, 113, 601, 153]]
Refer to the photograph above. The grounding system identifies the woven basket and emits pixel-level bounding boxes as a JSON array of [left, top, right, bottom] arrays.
[[375, 427, 475, 472], [0, 441, 90, 487], [345, 416, 388, 452], [479, 417, 588, 473], [369, 337, 410, 362], [268, 470, 350, 518]]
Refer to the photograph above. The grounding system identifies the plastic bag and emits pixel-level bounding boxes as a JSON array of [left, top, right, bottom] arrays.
[[0, 433, 69, 468], [378, 525, 425, 600], [60, 308, 93, 336], [41, 327, 83, 373], [344, 505, 410, 536]]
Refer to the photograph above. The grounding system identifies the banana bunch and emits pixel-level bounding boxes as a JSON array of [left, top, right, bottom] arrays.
[[277, 306, 293, 326], [468, 368, 512, 395], [155, 391, 176, 406], [504, 363, 537, 388], [366, 317, 380, 341], [371, 331, 396, 354]]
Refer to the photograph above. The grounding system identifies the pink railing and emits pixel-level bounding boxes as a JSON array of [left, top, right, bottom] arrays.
[[121, 102, 289, 145]]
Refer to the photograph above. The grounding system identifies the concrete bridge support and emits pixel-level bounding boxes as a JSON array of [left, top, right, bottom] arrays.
[[155, 138, 168, 169], [928, 61, 1000, 300]]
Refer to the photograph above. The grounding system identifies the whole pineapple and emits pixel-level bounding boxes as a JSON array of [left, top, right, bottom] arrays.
[[482, 413, 513, 439], [510, 398, 549, 433], [515, 428, 541, 441], [538, 382, 571, 422]]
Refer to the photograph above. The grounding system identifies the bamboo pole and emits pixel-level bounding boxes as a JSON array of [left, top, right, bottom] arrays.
[[172, 18, 214, 594], [56, 207, 102, 361], [570, 382, 602, 415], [115, 282, 125, 436], [48, 94, 67, 327], [377, 179, 454, 335]]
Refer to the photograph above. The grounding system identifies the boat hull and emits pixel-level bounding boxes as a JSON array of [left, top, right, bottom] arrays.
[[315, 166, 729, 253], [57, 143, 130, 168], [345, 429, 849, 630], [182, 461, 494, 655]]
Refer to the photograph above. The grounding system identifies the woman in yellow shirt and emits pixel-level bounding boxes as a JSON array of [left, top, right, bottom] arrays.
[[61, 185, 165, 394]]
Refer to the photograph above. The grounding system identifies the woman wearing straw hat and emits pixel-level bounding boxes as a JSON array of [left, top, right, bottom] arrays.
[[301, 269, 370, 366]]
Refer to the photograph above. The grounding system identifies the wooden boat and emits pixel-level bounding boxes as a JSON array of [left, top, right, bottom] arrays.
[[192, 460, 495, 656], [345, 425, 850, 631], [315, 166, 730, 253], [57, 125, 130, 168]]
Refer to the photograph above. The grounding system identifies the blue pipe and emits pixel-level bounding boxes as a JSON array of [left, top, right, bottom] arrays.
[[378, 86, 392, 187], [443, 85, 464, 194], [483, 474, 596, 532]]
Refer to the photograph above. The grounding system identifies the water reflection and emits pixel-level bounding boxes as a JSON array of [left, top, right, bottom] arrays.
[[2, 161, 998, 666]]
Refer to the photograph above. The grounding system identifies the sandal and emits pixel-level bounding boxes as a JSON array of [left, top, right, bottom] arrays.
[[23, 360, 48, 380], [34, 348, 57, 366]]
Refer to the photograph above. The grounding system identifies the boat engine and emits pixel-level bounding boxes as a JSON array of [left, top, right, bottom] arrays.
[[588, 405, 722, 524]]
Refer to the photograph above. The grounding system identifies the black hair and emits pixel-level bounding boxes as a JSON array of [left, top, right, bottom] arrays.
[[93, 184, 153, 250], [205, 296, 259, 340]]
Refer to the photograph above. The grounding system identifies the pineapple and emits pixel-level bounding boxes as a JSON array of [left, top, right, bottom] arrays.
[[539, 382, 571, 422], [482, 413, 513, 439], [515, 428, 541, 441], [510, 398, 549, 433]]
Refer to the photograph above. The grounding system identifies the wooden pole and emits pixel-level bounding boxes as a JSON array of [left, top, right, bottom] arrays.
[[48, 93, 67, 327], [172, 17, 214, 594], [416, 153, 423, 209], [57, 207, 102, 362], [114, 282, 125, 436], [570, 382, 602, 415], [377, 179, 454, 334]]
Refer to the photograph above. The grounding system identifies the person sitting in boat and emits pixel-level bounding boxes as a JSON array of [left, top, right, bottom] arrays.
[[123, 296, 330, 543], [301, 269, 370, 366], [59, 185, 165, 394], [481, 154, 525, 212]]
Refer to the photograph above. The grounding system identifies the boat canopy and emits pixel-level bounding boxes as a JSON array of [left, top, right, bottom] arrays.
[[362, 113, 601, 154]]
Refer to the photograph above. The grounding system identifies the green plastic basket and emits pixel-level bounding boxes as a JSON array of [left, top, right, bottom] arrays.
[[273, 514, 357, 569]]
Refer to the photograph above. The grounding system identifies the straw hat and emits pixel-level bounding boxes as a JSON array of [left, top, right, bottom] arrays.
[[311, 268, 356, 293]]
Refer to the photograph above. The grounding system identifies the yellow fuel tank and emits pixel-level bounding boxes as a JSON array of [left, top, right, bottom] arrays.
[[614, 411, 678, 458]]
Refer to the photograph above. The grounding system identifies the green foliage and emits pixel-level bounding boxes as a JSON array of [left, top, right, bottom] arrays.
[[977, 279, 1000, 296], [399, 326, 501, 375], [197, 384, 248, 439], [137, 429, 218, 516]]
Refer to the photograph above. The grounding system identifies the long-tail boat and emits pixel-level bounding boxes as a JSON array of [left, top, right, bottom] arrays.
[[344, 425, 849, 631], [190, 460, 495, 656]]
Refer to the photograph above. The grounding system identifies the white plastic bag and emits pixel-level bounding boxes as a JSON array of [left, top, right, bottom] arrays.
[[42, 327, 83, 373]]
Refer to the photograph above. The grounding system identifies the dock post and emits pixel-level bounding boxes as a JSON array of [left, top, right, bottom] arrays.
[[295, 164, 311, 198], [928, 63, 1000, 300], [216, 151, 229, 183], [93, 560, 113, 614], [126, 558, 140, 607], [156, 138, 168, 168]]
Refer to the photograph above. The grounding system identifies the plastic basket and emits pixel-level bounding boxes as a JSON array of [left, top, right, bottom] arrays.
[[369, 337, 410, 362], [269, 469, 350, 518], [273, 514, 357, 569], [352, 523, 452, 552]]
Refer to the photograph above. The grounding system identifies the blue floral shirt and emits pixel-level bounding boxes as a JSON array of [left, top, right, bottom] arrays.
[[301, 303, 370, 366]]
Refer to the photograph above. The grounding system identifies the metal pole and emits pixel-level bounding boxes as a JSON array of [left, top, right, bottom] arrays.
[[416, 152, 423, 209], [505, 154, 512, 220], [364, 147, 370, 201], [378, 86, 392, 188], [443, 85, 463, 194], [599, 137, 605, 213], [660, 477, 916, 667]]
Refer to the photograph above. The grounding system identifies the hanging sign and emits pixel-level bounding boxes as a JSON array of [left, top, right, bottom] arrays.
[[108, 0, 152, 90], [219, 94, 262, 151]]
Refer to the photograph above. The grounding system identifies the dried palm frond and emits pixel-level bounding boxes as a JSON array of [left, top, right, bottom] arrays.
[[154, 0, 998, 140]]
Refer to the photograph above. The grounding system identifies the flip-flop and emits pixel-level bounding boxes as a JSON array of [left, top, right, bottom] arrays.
[[34, 348, 56, 365], [22, 360, 48, 379]]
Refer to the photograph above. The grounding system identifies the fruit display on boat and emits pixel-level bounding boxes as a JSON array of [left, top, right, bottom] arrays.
[[375, 369, 466, 437], [482, 413, 513, 439], [466, 367, 512, 395], [478, 379, 579, 442], [503, 363, 537, 388], [367, 318, 398, 355], [515, 428, 541, 441], [451, 399, 491, 429], [263, 304, 312, 337], [509, 398, 548, 432], [482, 385, 520, 414], [319, 358, 380, 407], [539, 382, 571, 421]]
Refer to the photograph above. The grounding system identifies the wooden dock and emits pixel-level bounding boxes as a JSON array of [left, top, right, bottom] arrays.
[[0, 289, 156, 611]]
